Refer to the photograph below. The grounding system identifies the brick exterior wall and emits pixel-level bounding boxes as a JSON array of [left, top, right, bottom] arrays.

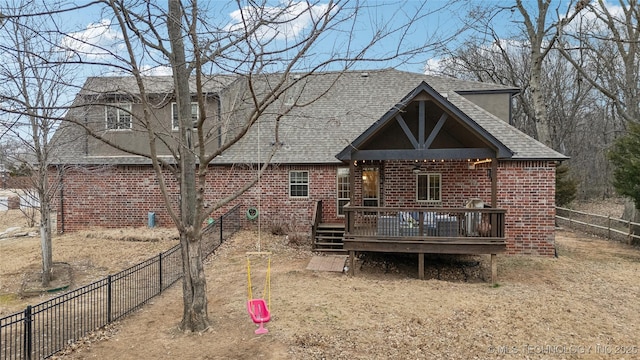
[[53, 164, 343, 233], [377, 160, 556, 256], [53, 159, 556, 256]]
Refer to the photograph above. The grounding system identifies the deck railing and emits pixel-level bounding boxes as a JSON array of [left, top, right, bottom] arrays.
[[343, 206, 506, 239], [310, 200, 323, 247]]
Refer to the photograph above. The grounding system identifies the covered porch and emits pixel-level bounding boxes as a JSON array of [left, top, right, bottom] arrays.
[[334, 81, 512, 282]]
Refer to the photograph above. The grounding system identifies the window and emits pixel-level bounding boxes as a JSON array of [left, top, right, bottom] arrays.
[[172, 102, 199, 130], [105, 103, 132, 130], [362, 167, 379, 207], [417, 173, 441, 202], [337, 168, 350, 216], [289, 171, 309, 198]]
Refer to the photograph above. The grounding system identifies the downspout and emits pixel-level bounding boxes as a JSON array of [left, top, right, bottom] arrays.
[[57, 165, 65, 233], [84, 115, 89, 155], [491, 158, 497, 207]]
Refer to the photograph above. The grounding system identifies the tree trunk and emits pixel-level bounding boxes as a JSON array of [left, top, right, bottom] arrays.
[[530, 53, 553, 147], [517, 0, 554, 148], [39, 198, 52, 286], [167, 0, 210, 332], [179, 228, 209, 332]]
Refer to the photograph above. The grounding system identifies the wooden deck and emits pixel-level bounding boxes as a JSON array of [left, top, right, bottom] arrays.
[[343, 206, 507, 282]]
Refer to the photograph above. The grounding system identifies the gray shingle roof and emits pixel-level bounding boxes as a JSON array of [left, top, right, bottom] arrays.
[[215, 69, 566, 164], [79, 75, 236, 96], [52, 68, 567, 165]]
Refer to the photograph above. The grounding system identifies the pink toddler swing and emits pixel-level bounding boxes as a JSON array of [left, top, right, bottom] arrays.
[[246, 252, 271, 334]]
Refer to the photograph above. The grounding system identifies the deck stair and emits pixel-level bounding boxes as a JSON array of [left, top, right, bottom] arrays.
[[313, 223, 345, 252]]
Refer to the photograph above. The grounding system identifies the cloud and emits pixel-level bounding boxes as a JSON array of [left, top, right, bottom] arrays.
[[59, 19, 123, 59], [564, 0, 626, 34], [140, 65, 173, 76], [226, 2, 331, 42], [424, 58, 443, 75]]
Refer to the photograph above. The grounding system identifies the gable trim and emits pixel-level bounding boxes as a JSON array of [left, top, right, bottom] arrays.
[[336, 81, 514, 161]]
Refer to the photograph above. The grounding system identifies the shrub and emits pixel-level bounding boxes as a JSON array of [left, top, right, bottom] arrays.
[[556, 163, 577, 206]]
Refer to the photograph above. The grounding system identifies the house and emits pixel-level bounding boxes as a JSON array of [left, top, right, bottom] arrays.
[[50, 69, 567, 274]]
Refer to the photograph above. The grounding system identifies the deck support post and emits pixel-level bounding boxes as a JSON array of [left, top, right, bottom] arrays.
[[491, 253, 497, 284], [349, 250, 355, 276], [418, 253, 425, 280]]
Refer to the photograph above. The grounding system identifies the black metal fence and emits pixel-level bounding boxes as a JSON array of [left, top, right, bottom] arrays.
[[0, 205, 240, 360]]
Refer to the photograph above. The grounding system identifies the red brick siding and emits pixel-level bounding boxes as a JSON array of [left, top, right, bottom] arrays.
[[498, 161, 556, 256], [53, 164, 342, 233], [53, 159, 556, 256], [381, 160, 556, 256]]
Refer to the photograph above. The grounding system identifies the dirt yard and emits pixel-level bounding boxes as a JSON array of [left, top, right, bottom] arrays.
[[2, 208, 640, 359]]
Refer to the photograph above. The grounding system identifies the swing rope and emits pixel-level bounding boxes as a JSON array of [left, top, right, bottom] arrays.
[[244, 91, 274, 335], [246, 255, 271, 308]]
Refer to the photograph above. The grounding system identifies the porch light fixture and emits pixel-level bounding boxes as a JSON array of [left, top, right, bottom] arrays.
[[468, 158, 492, 170], [412, 165, 421, 174], [473, 158, 492, 166]]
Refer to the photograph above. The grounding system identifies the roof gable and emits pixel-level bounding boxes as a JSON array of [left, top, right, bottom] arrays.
[[336, 81, 513, 161]]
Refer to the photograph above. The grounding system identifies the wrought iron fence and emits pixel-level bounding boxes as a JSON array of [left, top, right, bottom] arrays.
[[0, 204, 240, 360]]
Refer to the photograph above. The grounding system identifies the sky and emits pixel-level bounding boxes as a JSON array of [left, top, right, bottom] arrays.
[[57, 0, 475, 79], [0, 0, 627, 147]]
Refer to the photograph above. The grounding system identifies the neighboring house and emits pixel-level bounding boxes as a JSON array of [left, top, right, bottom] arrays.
[[50, 69, 567, 262]]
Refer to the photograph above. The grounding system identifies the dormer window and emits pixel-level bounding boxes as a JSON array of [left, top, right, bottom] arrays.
[[172, 102, 198, 130], [105, 103, 132, 130]]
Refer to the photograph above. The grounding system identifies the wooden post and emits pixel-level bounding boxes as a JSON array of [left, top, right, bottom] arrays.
[[349, 250, 355, 276], [418, 253, 424, 280], [491, 254, 497, 285], [491, 158, 498, 207]]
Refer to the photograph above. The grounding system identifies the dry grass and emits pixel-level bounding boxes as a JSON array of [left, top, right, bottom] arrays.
[[2, 200, 640, 359], [0, 210, 179, 315]]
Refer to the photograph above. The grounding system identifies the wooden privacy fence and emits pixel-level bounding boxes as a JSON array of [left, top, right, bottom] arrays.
[[556, 207, 640, 244]]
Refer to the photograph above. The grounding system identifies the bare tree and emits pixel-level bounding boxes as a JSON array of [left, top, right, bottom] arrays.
[[555, 0, 640, 213], [46, 0, 461, 332], [430, 1, 625, 198], [556, 0, 640, 127], [0, 1, 75, 286]]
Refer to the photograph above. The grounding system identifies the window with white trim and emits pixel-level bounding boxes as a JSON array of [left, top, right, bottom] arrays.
[[416, 173, 441, 202], [337, 168, 350, 216], [172, 102, 199, 130], [289, 171, 309, 198], [105, 103, 132, 130]]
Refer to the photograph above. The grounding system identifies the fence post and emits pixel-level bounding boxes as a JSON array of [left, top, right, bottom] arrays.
[[608, 216, 611, 240], [629, 219, 632, 244], [107, 275, 112, 324], [23, 305, 32, 360], [569, 209, 572, 228], [219, 215, 223, 244], [159, 252, 163, 292]]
